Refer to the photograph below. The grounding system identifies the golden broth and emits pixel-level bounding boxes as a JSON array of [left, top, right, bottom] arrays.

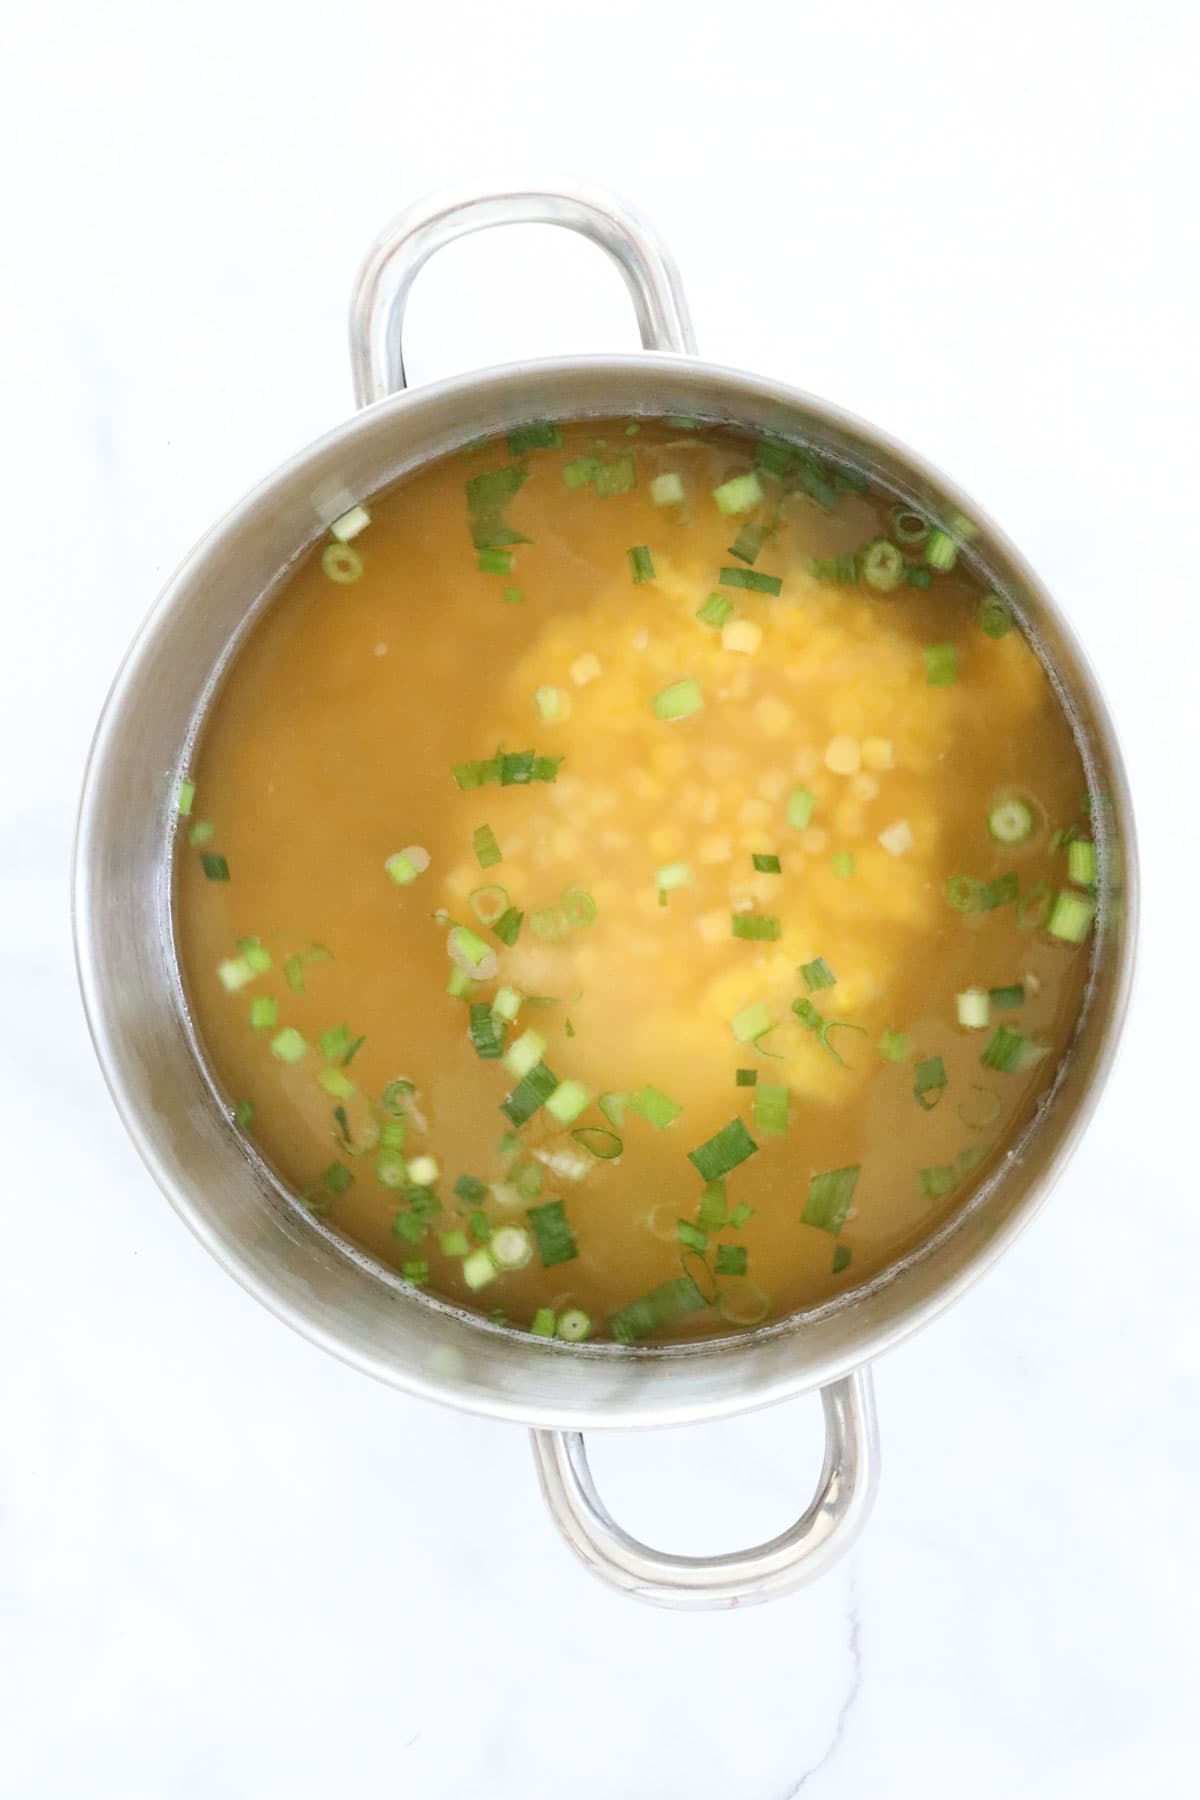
[[174, 419, 1095, 1344]]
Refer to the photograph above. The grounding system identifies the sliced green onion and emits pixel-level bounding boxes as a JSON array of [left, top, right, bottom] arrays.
[[989, 984, 1024, 1010], [237, 940, 272, 975], [407, 1154, 439, 1186], [329, 503, 369, 542], [905, 563, 933, 590], [446, 966, 475, 1000], [696, 593, 734, 629], [556, 1308, 591, 1342], [980, 1025, 1034, 1072], [713, 472, 764, 515], [506, 421, 561, 454], [377, 1147, 408, 1189], [802, 1165, 860, 1235], [188, 819, 215, 846], [720, 566, 781, 595], [752, 852, 781, 874], [792, 455, 840, 510], [913, 1054, 946, 1109], [451, 751, 562, 790], [1046, 888, 1096, 942], [715, 1244, 748, 1277], [688, 1118, 757, 1181], [728, 523, 768, 565], [650, 472, 685, 506], [465, 461, 530, 549], [176, 776, 196, 816], [270, 1027, 307, 1064], [248, 996, 277, 1030], [513, 1161, 543, 1199], [731, 1000, 772, 1044], [697, 1182, 727, 1229], [490, 1224, 533, 1271], [321, 543, 363, 584], [385, 845, 430, 885], [925, 529, 958, 570], [656, 861, 692, 900], [861, 539, 905, 592], [381, 1078, 415, 1117], [956, 988, 990, 1030], [234, 1099, 254, 1131], [890, 507, 929, 547], [439, 1229, 470, 1257], [677, 1219, 707, 1253], [594, 453, 636, 497], [454, 1173, 487, 1204], [924, 643, 958, 686], [787, 787, 816, 829], [919, 1165, 957, 1199], [473, 824, 502, 869], [809, 554, 858, 584], [727, 1202, 753, 1229], [531, 1307, 557, 1338], [217, 956, 254, 992], [201, 853, 229, 881], [545, 1079, 590, 1125], [469, 1002, 504, 1060], [611, 1274, 707, 1344], [988, 797, 1035, 845], [470, 1208, 490, 1240], [1017, 881, 1052, 930], [468, 884, 509, 926], [318, 1160, 353, 1198], [832, 1244, 852, 1275], [571, 1126, 622, 1160], [735, 1068, 757, 1087], [1067, 839, 1097, 886], [493, 907, 523, 947], [478, 547, 514, 575], [800, 957, 836, 992], [716, 1281, 769, 1327], [831, 853, 855, 879], [503, 587, 524, 605], [652, 678, 704, 721], [400, 1260, 429, 1284], [562, 456, 603, 490], [628, 545, 655, 583], [598, 1091, 626, 1128], [979, 593, 1013, 637], [958, 1085, 1003, 1130], [755, 435, 794, 478], [504, 1028, 547, 1079], [501, 1061, 559, 1126], [526, 1199, 577, 1268], [318, 1067, 355, 1100], [628, 1085, 682, 1129], [560, 886, 597, 930], [731, 913, 780, 941], [754, 1082, 790, 1135], [462, 1248, 498, 1290], [534, 685, 562, 721], [878, 1028, 911, 1063]]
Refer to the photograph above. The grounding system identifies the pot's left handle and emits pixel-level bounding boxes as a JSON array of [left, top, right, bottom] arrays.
[[348, 177, 697, 408]]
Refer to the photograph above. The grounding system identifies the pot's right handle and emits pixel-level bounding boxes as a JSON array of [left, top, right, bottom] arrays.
[[530, 1368, 879, 1610], [348, 176, 697, 408]]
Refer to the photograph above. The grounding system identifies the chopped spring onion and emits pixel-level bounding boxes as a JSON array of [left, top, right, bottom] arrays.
[[979, 593, 1013, 638], [945, 872, 1020, 913], [787, 787, 816, 829], [594, 454, 636, 496], [752, 852, 781, 874], [478, 547, 514, 575], [728, 523, 768, 565], [448, 925, 498, 980], [490, 1224, 533, 1271], [527, 1199, 577, 1267], [218, 956, 254, 992], [381, 1078, 415, 1116], [571, 1125, 622, 1160], [249, 996, 277, 1030], [802, 1165, 860, 1235], [176, 777, 195, 816], [454, 1174, 487, 1203], [439, 1229, 470, 1257], [492, 907, 523, 947], [731, 913, 781, 941], [598, 1091, 626, 1127], [319, 1160, 353, 1198], [545, 1079, 590, 1125], [468, 884, 509, 926], [728, 1201, 753, 1228], [861, 539, 905, 592], [697, 1182, 727, 1229], [832, 1244, 852, 1275], [201, 853, 230, 881], [958, 1085, 1003, 1130], [401, 1261, 429, 1284], [735, 1068, 757, 1087], [234, 1099, 254, 1131], [755, 435, 794, 478], [988, 797, 1035, 845], [696, 593, 734, 629], [321, 543, 363, 584], [451, 751, 562, 790], [506, 421, 561, 454], [890, 507, 929, 547], [800, 957, 836, 992], [407, 1154, 439, 1185], [809, 554, 858, 584], [716, 1244, 748, 1277], [611, 1274, 707, 1344], [462, 1248, 498, 1291], [513, 1161, 542, 1198], [722, 619, 762, 654], [925, 529, 958, 571], [465, 462, 529, 549], [446, 966, 475, 1000], [1017, 881, 1052, 930], [534, 685, 562, 721], [989, 984, 1024, 1010], [473, 823, 502, 869], [688, 1117, 758, 1182], [504, 1028, 547, 1079], [878, 820, 914, 857], [652, 678, 704, 721], [956, 988, 991, 1031], [980, 1025, 1037, 1072], [530, 1307, 557, 1338], [188, 820, 215, 846], [503, 587, 524, 604], [628, 1085, 683, 1129], [329, 503, 370, 542], [502, 1061, 559, 1126], [377, 1148, 408, 1188], [720, 566, 782, 595], [556, 1308, 591, 1342], [831, 853, 855, 879], [562, 457, 603, 489], [755, 1083, 790, 1135], [317, 1067, 355, 1100], [628, 545, 655, 583], [713, 472, 764, 515], [468, 1002, 504, 1060], [919, 1166, 957, 1199], [238, 939, 272, 975], [656, 860, 692, 901], [1047, 888, 1095, 943], [905, 563, 932, 590], [677, 1219, 707, 1253], [913, 1054, 947, 1109], [385, 845, 430, 885], [924, 643, 958, 686], [1067, 839, 1097, 886], [717, 1281, 769, 1327], [650, 472, 685, 506], [270, 1027, 307, 1064], [561, 886, 598, 929], [731, 1000, 773, 1044], [878, 1028, 911, 1063]]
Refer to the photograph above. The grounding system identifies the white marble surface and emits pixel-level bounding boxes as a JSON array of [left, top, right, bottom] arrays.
[[3, 2, 1199, 1793]]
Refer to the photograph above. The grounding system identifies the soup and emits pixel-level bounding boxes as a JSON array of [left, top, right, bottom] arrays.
[[174, 418, 1096, 1345]]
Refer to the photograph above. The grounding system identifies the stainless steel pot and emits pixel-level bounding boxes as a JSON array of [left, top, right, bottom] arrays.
[[73, 178, 1137, 1608]]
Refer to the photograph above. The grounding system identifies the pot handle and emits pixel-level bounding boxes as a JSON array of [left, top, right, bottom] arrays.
[[348, 177, 698, 408], [529, 1368, 879, 1610]]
